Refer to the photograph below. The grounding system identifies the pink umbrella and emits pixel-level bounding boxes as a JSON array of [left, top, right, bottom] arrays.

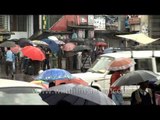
[[62, 42, 76, 51], [11, 45, 21, 54]]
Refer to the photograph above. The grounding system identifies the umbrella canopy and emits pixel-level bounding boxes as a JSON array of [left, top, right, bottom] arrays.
[[111, 70, 160, 87], [48, 36, 59, 41], [116, 33, 160, 45], [11, 45, 21, 54], [35, 68, 74, 82], [21, 46, 45, 61], [62, 42, 76, 51], [108, 57, 135, 71], [32, 40, 49, 46], [42, 39, 59, 53], [18, 39, 33, 47], [39, 83, 116, 105], [30, 80, 49, 89], [55, 77, 88, 86], [73, 45, 91, 52], [95, 42, 107, 47], [0, 41, 16, 47]]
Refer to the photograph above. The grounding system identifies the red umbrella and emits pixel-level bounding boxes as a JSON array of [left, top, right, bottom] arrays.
[[11, 45, 21, 54], [55, 77, 88, 86], [95, 42, 107, 47], [21, 46, 45, 61], [62, 42, 76, 51], [108, 57, 135, 71]]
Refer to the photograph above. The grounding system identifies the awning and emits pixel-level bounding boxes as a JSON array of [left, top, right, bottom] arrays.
[[116, 33, 160, 45]]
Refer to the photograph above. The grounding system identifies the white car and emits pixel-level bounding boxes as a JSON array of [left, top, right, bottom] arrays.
[[72, 50, 160, 97], [0, 79, 47, 105]]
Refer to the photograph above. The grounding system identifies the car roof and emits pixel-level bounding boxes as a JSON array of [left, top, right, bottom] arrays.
[[0, 79, 43, 88], [101, 50, 160, 58]]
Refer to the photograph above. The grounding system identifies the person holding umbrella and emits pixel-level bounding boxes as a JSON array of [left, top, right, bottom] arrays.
[[109, 70, 125, 105], [131, 81, 154, 105], [5, 47, 15, 79]]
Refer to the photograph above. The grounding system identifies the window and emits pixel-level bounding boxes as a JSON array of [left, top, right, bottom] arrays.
[[10, 15, 27, 31], [155, 57, 160, 72], [134, 58, 153, 71], [0, 15, 8, 30]]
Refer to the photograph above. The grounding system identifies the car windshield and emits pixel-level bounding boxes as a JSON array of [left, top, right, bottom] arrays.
[[88, 56, 114, 73]]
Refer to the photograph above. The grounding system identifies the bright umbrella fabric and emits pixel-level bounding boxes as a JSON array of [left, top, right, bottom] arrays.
[[62, 42, 76, 51], [55, 77, 88, 86], [116, 33, 160, 45], [35, 68, 74, 82], [108, 57, 135, 71], [21, 46, 45, 61], [39, 83, 116, 105], [95, 42, 107, 46], [111, 70, 160, 87]]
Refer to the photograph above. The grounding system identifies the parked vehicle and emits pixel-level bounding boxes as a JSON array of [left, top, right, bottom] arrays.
[[72, 50, 160, 97], [0, 79, 47, 105]]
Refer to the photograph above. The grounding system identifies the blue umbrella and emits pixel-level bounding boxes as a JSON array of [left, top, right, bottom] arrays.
[[35, 68, 74, 82], [42, 39, 59, 54]]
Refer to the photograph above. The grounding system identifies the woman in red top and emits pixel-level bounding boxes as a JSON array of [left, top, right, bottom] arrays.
[[109, 70, 124, 105]]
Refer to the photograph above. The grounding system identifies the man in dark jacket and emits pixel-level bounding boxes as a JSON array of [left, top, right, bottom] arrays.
[[131, 81, 153, 105]]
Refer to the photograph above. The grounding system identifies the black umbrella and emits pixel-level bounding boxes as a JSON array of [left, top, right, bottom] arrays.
[[39, 83, 116, 105], [0, 41, 16, 47]]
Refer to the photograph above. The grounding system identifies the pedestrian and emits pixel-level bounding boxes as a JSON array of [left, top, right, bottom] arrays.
[[5, 47, 14, 79], [43, 47, 51, 70], [109, 70, 124, 105], [131, 80, 154, 105], [81, 50, 92, 72]]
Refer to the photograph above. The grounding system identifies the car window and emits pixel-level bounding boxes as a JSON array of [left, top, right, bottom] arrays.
[[134, 58, 153, 71], [88, 56, 113, 73], [155, 57, 160, 72]]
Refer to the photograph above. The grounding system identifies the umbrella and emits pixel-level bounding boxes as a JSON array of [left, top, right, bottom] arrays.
[[48, 36, 59, 41], [11, 45, 21, 54], [54, 77, 88, 86], [0, 41, 16, 47], [48, 36, 65, 44], [108, 57, 135, 71], [39, 83, 116, 105], [35, 68, 74, 82], [116, 33, 160, 45], [73, 45, 91, 52], [30, 80, 49, 89], [42, 39, 59, 54], [21, 46, 45, 61], [18, 39, 33, 47], [62, 42, 76, 51], [95, 42, 107, 47], [111, 70, 160, 87], [32, 40, 49, 46]]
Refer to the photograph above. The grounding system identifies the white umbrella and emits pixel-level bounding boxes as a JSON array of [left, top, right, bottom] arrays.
[[48, 36, 65, 44], [112, 70, 160, 87]]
